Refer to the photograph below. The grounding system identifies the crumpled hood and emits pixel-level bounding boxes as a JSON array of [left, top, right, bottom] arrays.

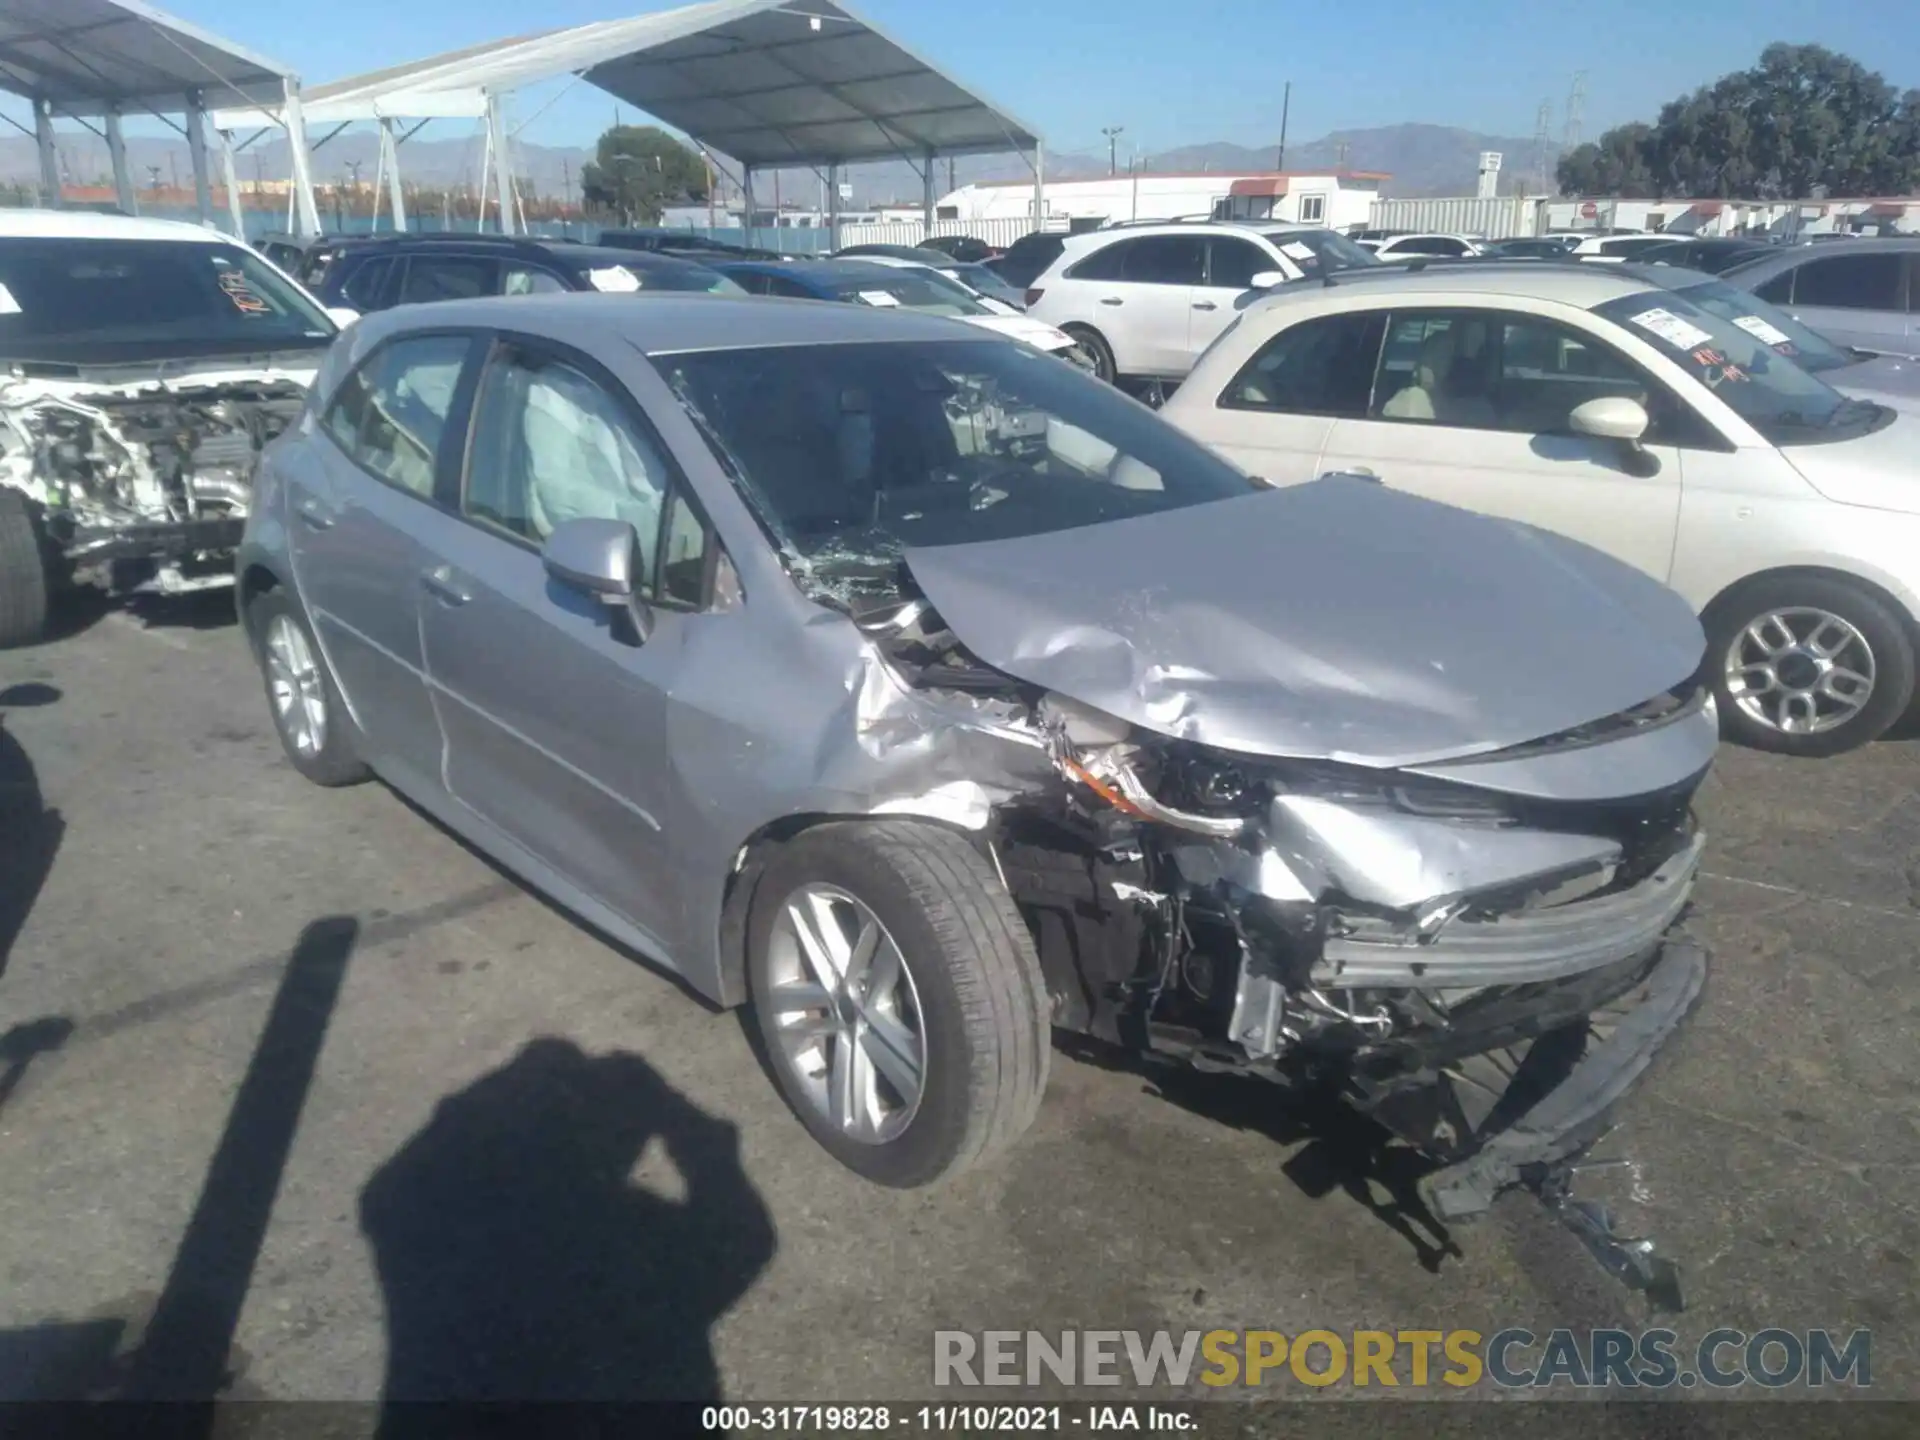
[[1784, 408, 1920, 515], [958, 313, 1075, 352], [903, 478, 1706, 769]]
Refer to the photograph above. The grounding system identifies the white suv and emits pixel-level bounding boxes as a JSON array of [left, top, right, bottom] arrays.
[[1023, 222, 1378, 386], [1161, 259, 1920, 757]]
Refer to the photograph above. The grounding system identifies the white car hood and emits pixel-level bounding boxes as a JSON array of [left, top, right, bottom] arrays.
[[1785, 407, 1920, 515], [958, 313, 1074, 353], [1834, 354, 1920, 410]]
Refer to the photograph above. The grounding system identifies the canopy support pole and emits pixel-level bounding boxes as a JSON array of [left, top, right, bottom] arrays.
[[1032, 141, 1045, 230], [218, 127, 244, 238], [742, 165, 755, 248], [825, 162, 840, 252], [486, 92, 513, 235], [282, 80, 322, 239], [186, 89, 213, 225], [33, 96, 59, 208], [922, 147, 935, 232], [380, 119, 407, 232], [105, 105, 136, 215]]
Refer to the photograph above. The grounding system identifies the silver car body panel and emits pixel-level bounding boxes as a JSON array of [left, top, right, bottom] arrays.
[[903, 478, 1706, 770]]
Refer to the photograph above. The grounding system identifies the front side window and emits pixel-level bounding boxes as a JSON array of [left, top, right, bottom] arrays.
[[1220, 311, 1386, 416], [1372, 309, 1703, 444], [1205, 238, 1269, 289], [463, 347, 674, 590], [0, 238, 335, 363], [1789, 254, 1904, 310], [398, 256, 498, 306], [1592, 287, 1875, 445], [338, 256, 394, 311], [322, 334, 471, 496], [503, 266, 568, 296], [655, 338, 1257, 595]]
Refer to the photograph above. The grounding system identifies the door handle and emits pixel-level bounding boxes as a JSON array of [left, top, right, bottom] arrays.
[[1193, 300, 1218, 311], [419, 564, 472, 606], [294, 496, 336, 530], [1099, 296, 1124, 306]]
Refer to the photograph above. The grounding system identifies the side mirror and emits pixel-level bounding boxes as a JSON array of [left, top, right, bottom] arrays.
[[1567, 395, 1650, 442], [1248, 271, 1288, 290], [324, 305, 361, 328], [543, 517, 655, 642]]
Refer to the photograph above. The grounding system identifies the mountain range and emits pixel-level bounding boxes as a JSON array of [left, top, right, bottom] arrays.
[[1, 122, 1550, 205]]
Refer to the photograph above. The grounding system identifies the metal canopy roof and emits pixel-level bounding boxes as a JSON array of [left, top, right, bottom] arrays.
[[0, 0, 294, 113], [217, 0, 1041, 167]]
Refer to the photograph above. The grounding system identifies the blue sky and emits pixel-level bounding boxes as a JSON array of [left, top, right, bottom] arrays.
[[81, 0, 1920, 154]]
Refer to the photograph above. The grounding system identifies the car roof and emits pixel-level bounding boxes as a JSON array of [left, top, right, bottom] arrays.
[[0, 209, 236, 244], [1262, 257, 1714, 308], [1710, 233, 1920, 276], [354, 292, 992, 354]]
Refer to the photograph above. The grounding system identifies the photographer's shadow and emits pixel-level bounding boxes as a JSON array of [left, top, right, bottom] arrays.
[[362, 1038, 777, 1421]]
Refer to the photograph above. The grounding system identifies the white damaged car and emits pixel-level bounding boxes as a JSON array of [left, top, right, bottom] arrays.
[[0, 210, 337, 647]]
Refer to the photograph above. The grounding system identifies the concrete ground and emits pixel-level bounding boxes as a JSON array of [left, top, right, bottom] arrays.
[[0, 592, 1913, 1410]]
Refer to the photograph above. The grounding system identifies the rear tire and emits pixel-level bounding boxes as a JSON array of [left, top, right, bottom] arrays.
[[0, 489, 52, 649], [1704, 574, 1914, 757], [748, 821, 1050, 1188], [1061, 324, 1116, 385], [248, 587, 369, 787]]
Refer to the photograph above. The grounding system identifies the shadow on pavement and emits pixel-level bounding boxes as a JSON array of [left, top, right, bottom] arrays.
[[360, 1038, 777, 1432], [0, 682, 63, 983]]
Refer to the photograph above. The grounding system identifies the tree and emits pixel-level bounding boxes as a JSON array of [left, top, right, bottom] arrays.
[[1555, 44, 1920, 199], [579, 125, 708, 224]]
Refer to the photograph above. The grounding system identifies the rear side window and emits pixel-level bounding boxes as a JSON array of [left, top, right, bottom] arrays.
[[1790, 254, 1904, 310], [1753, 271, 1794, 304], [322, 334, 472, 496], [397, 256, 499, 306], [1220, 311, 1386, 416], [1066, 239, 1132, 282], [1399, 237, 1469, 256], [337, 256, 393, 310]]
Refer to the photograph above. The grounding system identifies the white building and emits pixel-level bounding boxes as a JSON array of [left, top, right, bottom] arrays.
[[933, 169, 1387, 231], [1541, 196, 1920, 237]]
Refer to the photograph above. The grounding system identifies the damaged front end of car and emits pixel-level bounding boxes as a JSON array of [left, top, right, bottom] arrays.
[[0, 368, 309, 595], [822, 482, 1718, 1240]]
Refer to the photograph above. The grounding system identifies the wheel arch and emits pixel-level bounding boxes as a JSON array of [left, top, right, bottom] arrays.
[[1700, 563, 1920, 641], [713, 810, 1000, 1010]]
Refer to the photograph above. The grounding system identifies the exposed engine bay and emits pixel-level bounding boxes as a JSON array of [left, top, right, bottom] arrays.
[[0, 373, 308, 594], [850, 583, 1710, 1241]]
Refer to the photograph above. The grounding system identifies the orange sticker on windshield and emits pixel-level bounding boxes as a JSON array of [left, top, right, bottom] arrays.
[[217, 267, 270, 315]]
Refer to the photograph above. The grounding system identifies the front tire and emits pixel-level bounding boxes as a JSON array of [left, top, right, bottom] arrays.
[[1060, 324, 1116, 385], [747, 821, 1050, 1188], [248, 588, 369, 786], [0, 489, 52, 648], [1704, 574, 1914, 757]]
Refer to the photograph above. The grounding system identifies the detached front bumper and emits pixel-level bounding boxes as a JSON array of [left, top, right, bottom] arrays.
[[1405, 935, 1707, 1219]]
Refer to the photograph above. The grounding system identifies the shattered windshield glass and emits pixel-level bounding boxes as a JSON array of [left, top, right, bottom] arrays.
[[0, 238, 335, 363], [657, 338, 1258, 595]]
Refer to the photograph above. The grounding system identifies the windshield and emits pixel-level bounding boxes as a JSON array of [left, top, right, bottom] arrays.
[[1262, 228, 1380, 275], [828, 270, 992, 318], [1592, 287, 1872, 444], [946, 263, 1027, 308], [1671, 278, 1854, 374], [0, 238, 334, 362], [620, 259, 748, 295], [655, 338, 1258, 593]]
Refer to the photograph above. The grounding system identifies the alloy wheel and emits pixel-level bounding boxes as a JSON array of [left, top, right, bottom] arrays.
[[764, 883, 926, 1144], [1722, 606, 1876, 736], [265, 612, 328, 757]]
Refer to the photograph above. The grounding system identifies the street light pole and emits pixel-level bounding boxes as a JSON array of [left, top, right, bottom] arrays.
[[1102, 125, 1124, 176], [1277, 82, 1292, 171]]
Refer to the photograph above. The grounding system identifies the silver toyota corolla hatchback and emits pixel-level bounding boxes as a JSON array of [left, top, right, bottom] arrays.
[[239, 294, 1712, 1217]]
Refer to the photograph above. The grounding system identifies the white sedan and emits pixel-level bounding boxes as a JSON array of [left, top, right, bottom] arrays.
[[1160, 259, 1920, 756]]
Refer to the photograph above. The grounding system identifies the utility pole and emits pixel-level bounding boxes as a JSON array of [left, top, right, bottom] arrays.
[[1102, 126, 1124, 176], [1562, 71, 1587, 156], [1276, 81, 1291, 171]]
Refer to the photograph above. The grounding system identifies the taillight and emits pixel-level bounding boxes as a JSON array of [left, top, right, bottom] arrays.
[[1025, 287, 1044, 306]]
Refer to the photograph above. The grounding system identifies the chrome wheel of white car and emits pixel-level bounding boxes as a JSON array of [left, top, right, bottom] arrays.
[[266, 611, 329, 758], [1705, 577, 1915, 758], [764, 882, 926, 1145]]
